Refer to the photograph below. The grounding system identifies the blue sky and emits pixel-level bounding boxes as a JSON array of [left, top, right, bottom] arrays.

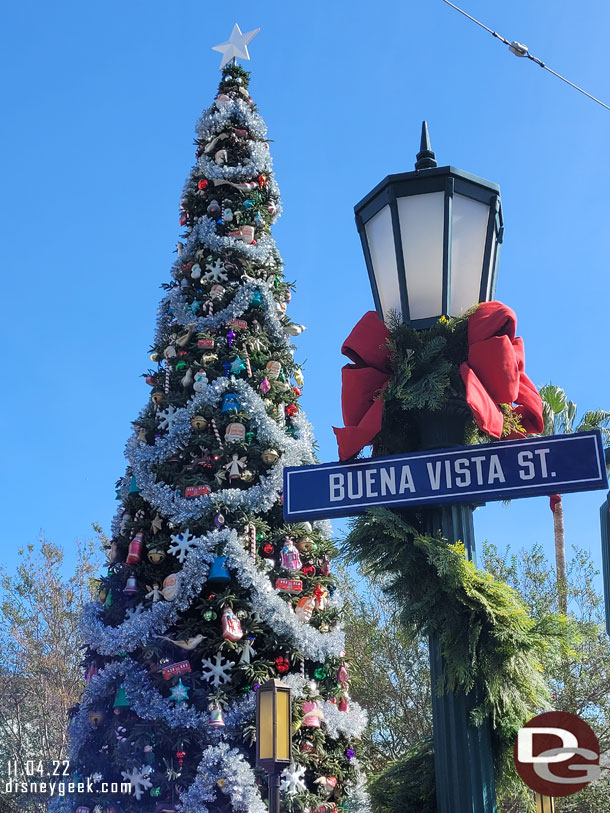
[[1, 0, 609, 596]]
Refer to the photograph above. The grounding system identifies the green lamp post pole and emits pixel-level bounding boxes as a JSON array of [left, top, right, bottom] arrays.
[[354, 123, 503, 813]]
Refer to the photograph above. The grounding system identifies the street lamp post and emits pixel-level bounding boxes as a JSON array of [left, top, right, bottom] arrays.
[[256, 678, 292, 813], [354, 123, 502, 813]]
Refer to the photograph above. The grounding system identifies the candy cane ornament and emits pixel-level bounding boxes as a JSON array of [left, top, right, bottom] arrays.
[[246, 522, 256, 559], [211, 418, 223, 448]]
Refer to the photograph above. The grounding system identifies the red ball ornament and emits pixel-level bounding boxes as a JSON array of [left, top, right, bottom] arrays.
[[301, 564, 316, 577], [262, 543, 275, 556], [300, 739, 315, 754], [293, 386, 302, 397], [198, 179, 208, 190], [274, 655, 290, 674], [285, 404, 298, 418], [179, 214, 187, 226]]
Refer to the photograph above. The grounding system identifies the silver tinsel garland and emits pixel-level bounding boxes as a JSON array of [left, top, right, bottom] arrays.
[[82, 528, 344, 662]]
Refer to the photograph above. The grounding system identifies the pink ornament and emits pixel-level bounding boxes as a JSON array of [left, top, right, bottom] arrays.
[[221, 606, 243, 642], [123, 576, 138, 595], [280, 538, 302, 571], [337, 666, 349, 684], [320, 556, 332, 576], [260, 377, 271, 394], [126, 531, 144, 564], [302, 700, 324, 728]]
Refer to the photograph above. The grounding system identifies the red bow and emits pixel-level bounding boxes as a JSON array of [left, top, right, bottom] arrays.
[[459, 301, 543, 438], [332, 311, 391, 461]]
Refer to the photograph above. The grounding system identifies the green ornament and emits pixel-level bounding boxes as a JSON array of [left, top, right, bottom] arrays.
[[246, 431, 255, 445], [128, 475, 140, 494], [104, 591, 112, 608], [242, 685, 251, 693], [175, 361, 187, 371], [250, 291, 263, 307], [113, 684, 130, 709], [150, 787, 161, 797], [314, 668, 327, 680], [203, 610, 217, 622]]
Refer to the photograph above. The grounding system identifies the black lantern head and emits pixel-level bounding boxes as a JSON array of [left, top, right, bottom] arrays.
[[355, 121, 503, 328]]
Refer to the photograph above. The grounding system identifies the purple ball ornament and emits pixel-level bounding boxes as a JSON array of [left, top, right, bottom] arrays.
[[226, 329, 236, 347], [346, 748, 355, 761]]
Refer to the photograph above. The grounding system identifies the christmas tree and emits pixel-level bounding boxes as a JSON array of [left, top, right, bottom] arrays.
[[51, 26, 369, 813]]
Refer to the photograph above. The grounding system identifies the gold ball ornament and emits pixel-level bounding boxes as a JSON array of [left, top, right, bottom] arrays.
[[296, 537, 315, 554], [148, 549, 166, 565], [201, 353, 218, 364], [88, 709, 105, 727], [191, 415, 208, 431], [240, 469, 254, 483], [261, 449, 280, 465], [151, 390, 164, 405]]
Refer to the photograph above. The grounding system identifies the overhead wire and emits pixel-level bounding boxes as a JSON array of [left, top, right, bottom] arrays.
[[442, 0, 610, 112]]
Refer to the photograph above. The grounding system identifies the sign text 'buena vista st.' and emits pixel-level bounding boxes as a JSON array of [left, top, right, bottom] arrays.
[[283, 431, 607, 522]]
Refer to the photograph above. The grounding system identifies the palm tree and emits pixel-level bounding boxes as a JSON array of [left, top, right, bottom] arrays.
[[538, 384, 610, 614]]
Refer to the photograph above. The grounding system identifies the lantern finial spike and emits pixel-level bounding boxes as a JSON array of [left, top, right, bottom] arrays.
[[415, 121, 437, 170]]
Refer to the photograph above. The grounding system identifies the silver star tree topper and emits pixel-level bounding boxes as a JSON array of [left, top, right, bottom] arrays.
[[212, 23, 260, 70]]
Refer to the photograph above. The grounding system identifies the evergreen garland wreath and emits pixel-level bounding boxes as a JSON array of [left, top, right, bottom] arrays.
[[345, 312, 555, 807]]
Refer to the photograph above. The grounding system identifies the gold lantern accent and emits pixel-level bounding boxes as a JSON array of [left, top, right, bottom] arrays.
[[256, 678, 292, 773]]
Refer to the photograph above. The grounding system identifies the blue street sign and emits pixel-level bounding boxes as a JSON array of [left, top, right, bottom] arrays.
[[283, 431, 607, 522]]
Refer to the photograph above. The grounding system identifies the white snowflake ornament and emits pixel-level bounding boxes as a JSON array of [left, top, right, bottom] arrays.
[[158, 405, 180, 431], [280, 763, 307, 796], [168, 529, 198, 563], [203, 258, 228, 283], [200, 652, 233, 687], [121, 765, 153, 800], [124, 602, 145, 620]]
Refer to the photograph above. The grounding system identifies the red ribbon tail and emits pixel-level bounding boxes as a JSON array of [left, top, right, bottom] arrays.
[[333, 398, 385, 461], [459, 362, 504, 438]]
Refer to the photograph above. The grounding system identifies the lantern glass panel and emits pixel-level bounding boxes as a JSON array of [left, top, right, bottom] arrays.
[[276, 690, 291, 760], [364, 205, 401, 320], [258, 690, 274, 760], [398, 192, 444, 320], [449, 193, 490, 316]]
